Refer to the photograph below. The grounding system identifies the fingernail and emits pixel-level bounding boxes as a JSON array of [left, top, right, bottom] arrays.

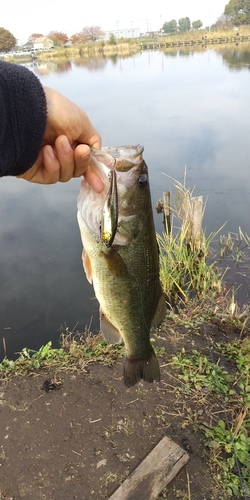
[[62, 138, 71, 153], [81, 152, 91, 161]]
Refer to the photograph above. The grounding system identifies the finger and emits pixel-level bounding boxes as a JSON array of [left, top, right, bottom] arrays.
[[54, 136, 75, 182], [78, 126, 102, 150], [91, 131, 102, 150], [84, 163, 104, 193], [74, 145, 104, 193], [73, 144, 91, 177], [42, 146, 61, 183], [16, 148, 61, 184]]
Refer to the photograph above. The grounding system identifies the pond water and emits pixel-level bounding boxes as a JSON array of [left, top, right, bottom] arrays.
[[1, 45, 250, 361]]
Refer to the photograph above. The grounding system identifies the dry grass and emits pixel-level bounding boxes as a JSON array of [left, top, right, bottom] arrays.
[[157, 25, 250, 44], [34, 40, 139, 61]]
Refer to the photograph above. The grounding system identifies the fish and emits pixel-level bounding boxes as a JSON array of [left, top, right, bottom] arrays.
[[77, 145, 166, 387]]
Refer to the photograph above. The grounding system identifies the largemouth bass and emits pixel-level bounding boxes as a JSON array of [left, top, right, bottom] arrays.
[[77, 145, 166, 387]]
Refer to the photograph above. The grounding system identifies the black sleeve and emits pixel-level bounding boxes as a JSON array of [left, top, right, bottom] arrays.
[[0, 61, 47, 177]]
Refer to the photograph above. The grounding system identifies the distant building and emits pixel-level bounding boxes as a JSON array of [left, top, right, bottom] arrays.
[[104, 28, 140, 41], [22, 42, 33, 51], [33, 36, 54, 50]]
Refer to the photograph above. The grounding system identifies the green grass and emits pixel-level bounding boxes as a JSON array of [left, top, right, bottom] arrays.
[[157, 175, 250, 318], [157, 177, 227, 308], [158, 229, 224, 304], [170, 348, 235, 395], [168, 339, 250, 498], [0, 333, 125, 379]]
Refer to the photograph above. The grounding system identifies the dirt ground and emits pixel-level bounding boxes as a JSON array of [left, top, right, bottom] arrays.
[[0, 320, 247, 500]]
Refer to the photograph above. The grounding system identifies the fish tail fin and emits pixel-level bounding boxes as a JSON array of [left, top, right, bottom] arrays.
[[123, 349, 160, 388]]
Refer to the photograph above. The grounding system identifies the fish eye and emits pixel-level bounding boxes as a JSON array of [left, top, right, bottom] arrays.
[[138, 175, 148, 188]]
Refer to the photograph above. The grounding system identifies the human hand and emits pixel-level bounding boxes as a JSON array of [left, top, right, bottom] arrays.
[[17, 87, 104, 191]]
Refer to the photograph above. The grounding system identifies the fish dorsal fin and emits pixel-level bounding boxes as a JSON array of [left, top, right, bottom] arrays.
[[100, 309, 123, 345], [151, 293, 166, 327], [82, 250, 93, 284]]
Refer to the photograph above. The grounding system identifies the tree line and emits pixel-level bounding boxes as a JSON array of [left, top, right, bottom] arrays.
[[162, 18, 202, 34], [162, 0, 250, 33], [0, 26, 104, 52], [224, 0, 250, 25]]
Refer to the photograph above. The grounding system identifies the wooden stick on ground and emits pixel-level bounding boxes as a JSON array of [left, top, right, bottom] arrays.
[[109, 436, 189, 500]]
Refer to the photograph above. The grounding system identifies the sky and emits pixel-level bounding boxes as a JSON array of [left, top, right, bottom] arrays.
[[2, 0, 228, 45]]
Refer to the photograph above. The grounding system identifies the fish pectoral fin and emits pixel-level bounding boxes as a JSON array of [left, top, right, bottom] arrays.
[[82, 250, 93, 284], [100, 248, 127, 277], [151, 293, 166, 327], [123, 348, 161, 388], [100, 309, 123, 345]]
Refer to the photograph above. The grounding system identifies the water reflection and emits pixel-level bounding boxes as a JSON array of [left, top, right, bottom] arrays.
[[74, 58, 108, 71], [178, 49, 194, 58], [220, 44, 250, 70], [25, 61, 73, 76], [162, 42, 250, 70], [22, 43, 250, 75], [109, 55, 119, 65]]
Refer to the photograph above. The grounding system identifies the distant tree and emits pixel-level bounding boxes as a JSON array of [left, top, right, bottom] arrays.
[[213, 13, 232, 29], [162, 19, 177, 34], [0, 27, 17, 52], [217, 13, 232, 23], [28, 33, 44, 44], [224, 0, 239, 17], [192, 20, 203, 30], [109, 33, 117, 45], [178, 17, 191, 32], [48, 31, 68, 46], [224, 0, 250, 25], [81, 26, 104, 41], [70, 31, 84, 44], [71, 26, 104, 44], [46, 34, 60, 46]]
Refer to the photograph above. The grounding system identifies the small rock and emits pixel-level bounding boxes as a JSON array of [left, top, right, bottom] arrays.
[[97, 458, 107, 468]]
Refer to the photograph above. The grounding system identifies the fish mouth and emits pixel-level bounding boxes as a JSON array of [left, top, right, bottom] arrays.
[[78, 145, 147, 245], [91, 145, 145, 172]]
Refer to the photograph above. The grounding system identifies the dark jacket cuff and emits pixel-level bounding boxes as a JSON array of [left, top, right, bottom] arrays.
[[0, 61, 47, 177]]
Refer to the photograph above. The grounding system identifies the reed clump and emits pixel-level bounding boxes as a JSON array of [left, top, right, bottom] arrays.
[[33, 39, 139, 61]]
